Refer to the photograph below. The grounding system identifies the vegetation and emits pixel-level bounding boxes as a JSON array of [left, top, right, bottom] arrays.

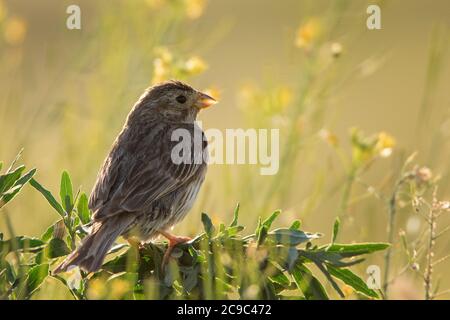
[[0, 1, 448, 300], [0, 157, 388, 299]]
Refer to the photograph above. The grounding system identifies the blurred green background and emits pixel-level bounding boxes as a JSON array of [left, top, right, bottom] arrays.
[[0, 0, 449, 299]]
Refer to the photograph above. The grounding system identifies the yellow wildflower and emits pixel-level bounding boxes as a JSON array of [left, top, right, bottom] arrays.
[[4, 16, 27, 46], [152, 58, 168, 83], [152, 47, 173, 84], [110, 279, 131, 299], [319, 129, 339, 147], [278, 86, 293, 110], [342, 285, 354, 298], [295, 18, 321, 49], [184, 0, 206, 20], [184, 56, 208, 75], [376, 132, 395, 158], [87, 278, 107, 299]]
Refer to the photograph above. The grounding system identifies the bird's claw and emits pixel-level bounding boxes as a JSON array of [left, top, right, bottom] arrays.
[[159, 233, 192, 271]]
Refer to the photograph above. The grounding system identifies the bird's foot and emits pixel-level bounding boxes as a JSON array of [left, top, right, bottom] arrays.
[[159, 230, 192, 270]]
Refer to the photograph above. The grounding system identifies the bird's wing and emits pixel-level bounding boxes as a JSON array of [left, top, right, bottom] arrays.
[[88, 139, 125, 214], [89, 123, 207, 221]]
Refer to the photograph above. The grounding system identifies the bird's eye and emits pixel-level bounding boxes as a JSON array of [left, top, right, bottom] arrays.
[[176, 95, 187, 104]]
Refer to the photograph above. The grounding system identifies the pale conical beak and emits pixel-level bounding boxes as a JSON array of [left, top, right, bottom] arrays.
[[195, 92, 217, 109]]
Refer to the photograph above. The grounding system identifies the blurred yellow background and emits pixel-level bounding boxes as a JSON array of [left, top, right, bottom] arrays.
[[0, 0, 449, 299]]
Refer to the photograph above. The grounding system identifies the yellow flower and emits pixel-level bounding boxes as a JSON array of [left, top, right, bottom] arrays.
[[376, 132, 395, 158], [278, 87, 293, 110], [154, 46, 173, 63], [295, 18, 321, 49], [4, 16, 27, 46], [184, 56, 208, 75], [342, 285, 354, 298], [151, 47, 173, 84], [152, 58, 168, 84], [319, 129, 339, 147], [184, 0, 206, 20], [110, 279, 131, 299], [86, 278, 107, 300]]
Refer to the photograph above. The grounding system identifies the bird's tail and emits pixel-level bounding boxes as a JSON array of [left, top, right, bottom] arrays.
[[53, 216, 133, 274]]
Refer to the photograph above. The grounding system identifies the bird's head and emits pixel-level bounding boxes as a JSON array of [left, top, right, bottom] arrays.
[[131, 80, 217, 123]]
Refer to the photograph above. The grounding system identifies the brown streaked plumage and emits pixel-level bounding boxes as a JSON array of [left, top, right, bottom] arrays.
[[54, 80, 216, 273]]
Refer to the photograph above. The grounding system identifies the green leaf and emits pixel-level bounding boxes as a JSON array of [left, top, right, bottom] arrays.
[[300, 249, 365, 268], [331, 217, 340, 244], [285, 247, 299, 271], [267, 228, 322, 246], [102, 251, 131, 274], [30, 178, 65, 217], [230, 203, 240, 227], [0, 169, 36, 208], [256, 210, 281, 246], [41, 224, 55, 242], [314, 261, 345, 298], [77, 193, 91, 224], [289, 220, 301, 230], [188, 246, 206, 263], [60, 171, 74, 213], [181, 265, 199, 292], [6, 149, 24, 173], [201, 213, 215, 237], [0, 165, 25, 195], [45, 238, 71, 259], [5, 260, 16, 284], [255, 216, 262, 238], [0, 236, 46, 254], [327, 265, 379, 299], [325, 243, 390, 257], [262, 210, 280, 229], [292, 264, 328, 300], [51, 275, 84, 300], [40, 220, 65, 243], [0, 162, 3, 172], [269, 271, 291, 287], [225, 225, 244, 237], [16, 264, 49, 299]]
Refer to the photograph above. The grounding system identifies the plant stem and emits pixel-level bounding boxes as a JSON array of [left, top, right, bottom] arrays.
[[382, 186, 397, 298], [339, 167, 356, 217], [382, 173, 413, 298], [424, 205, 436, 300]]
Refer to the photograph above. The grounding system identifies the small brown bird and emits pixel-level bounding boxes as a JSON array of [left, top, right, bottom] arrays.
[[54, 80, 216, 273]]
